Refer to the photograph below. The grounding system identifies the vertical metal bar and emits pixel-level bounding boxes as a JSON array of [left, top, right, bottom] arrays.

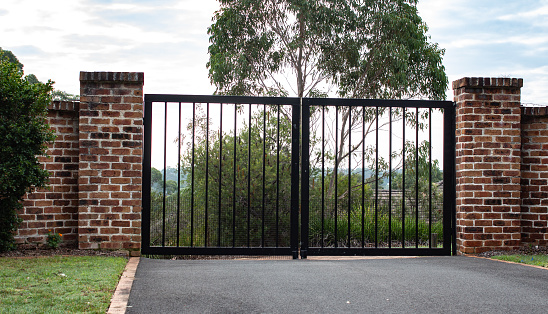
[[443, 104, 456, 255], [262, 104, 266, 247], [321, 105, 325, 248], [402, 108, 406, 248], [348, 107, 352, 248], [177, 102, 181, 247], [205, 103, 210, 247], [362, 106, 365, 248], [218, 103, 223, 247], [232, 104, 237, 247], [142, 98, 152, 251], [191, 103, 195, 247], [388, 107, 392, 248], [450, 104, 457, 255], [276, 104, 280, 248], [334, 106, 339, 248], [290, 101, 300, 259], [247, 104, 251, 247], [301, 99, 310, 259], [428, 107, 432, 248], [162, 102, 167, 247], [375, 106, 379, 248], [415, 107, 419, 248]]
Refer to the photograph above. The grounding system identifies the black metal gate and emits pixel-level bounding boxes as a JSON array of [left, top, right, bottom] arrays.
[[142, 95, 455, 258]]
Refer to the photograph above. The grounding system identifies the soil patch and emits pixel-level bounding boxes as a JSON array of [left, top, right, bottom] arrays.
[[476, 246, 548, 258], [0, 243, 129, 258]]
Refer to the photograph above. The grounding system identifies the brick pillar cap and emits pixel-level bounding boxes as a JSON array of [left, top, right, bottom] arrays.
[[48, 100, 79, 112], [452, 77, 523, 90], [79, 71, 144, 83], [522, 106, 548, 117]]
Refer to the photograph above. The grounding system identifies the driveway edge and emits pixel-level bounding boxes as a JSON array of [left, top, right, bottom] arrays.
[[108, 257, 140, 314], [470, 255, 547, 270]]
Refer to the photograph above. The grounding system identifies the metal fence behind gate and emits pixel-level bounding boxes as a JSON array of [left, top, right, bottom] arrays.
[[142, 95, 455, 258]]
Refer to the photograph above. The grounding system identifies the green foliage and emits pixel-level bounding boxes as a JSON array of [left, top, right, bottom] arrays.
[[51, 90, 79, 101], [207, 0, 448, 99], [392, 140, 444, 220], [207, 1, 448, 220], [0, 48, 23, 72], [151, 167, 163, 185], [178, 106, 293, 247], [46, 230, 63, 249], [309, 206, 443, 247], [150, 167, 183, 195], [0, 54, 55, 252], [164, 180, 178, 195]]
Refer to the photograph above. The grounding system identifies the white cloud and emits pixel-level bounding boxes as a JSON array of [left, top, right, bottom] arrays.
[[498, 5, 548, 25], [0, 0, 220, 94], [417, 0, 548, 104]]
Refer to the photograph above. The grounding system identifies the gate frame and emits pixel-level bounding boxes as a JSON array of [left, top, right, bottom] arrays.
[[142, 94, 456, 258], [142, 95, 301, 258], [299, 98, 456, 258]]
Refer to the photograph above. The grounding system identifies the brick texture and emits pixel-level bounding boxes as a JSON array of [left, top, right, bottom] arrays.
[[453, 77, 523, 254], [17, 101, 80, 246], [520, 107, 548, 246], [16, 74, 547, 255], [78, 72, 143, 250], [17, 72, 143, 252]]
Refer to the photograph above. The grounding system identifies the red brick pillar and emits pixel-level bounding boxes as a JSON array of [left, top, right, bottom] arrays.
[[453, 77, 523, 254], [78, 72, 143, 253], [521, 107, 548, 246]]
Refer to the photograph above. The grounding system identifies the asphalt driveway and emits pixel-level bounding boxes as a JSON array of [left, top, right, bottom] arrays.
[[127, 256, 548, 313]]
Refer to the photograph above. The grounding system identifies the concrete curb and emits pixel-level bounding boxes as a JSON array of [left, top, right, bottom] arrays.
[[108, 257, 140, 314]]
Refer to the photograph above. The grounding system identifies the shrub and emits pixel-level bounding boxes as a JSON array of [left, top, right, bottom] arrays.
[[46, 230, 62, 249], [309, 206, 444, 247], [0, 55, 55, 252]]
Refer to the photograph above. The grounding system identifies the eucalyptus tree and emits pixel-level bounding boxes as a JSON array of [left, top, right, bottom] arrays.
[[207, 0, 446, 98], [207, 0, 448, 198]]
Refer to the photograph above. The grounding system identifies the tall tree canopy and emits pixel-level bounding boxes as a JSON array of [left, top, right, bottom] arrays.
[[207, 0, 448, 99], [0, 48, 23, 72]]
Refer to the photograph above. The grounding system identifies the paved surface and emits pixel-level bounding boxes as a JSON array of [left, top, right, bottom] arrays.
[[127, 256, 548, 313]]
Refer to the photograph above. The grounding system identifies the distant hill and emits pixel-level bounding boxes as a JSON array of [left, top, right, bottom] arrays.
[[151, 166, 186, 193]]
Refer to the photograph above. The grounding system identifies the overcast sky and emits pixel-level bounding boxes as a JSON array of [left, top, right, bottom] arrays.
[[1, 0, 547, 105]]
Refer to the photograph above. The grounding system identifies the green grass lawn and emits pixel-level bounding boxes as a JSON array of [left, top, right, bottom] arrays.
[[0, 256, 127, 314], [492, 254, 548, 268]]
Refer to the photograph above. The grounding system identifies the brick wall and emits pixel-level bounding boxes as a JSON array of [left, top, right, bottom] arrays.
[[16, 72, 143, 254], [17, 101, 80, 246], [521, 106, 548, 246], [15, 73, 547, 255], [453, 77, 523, 254]]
